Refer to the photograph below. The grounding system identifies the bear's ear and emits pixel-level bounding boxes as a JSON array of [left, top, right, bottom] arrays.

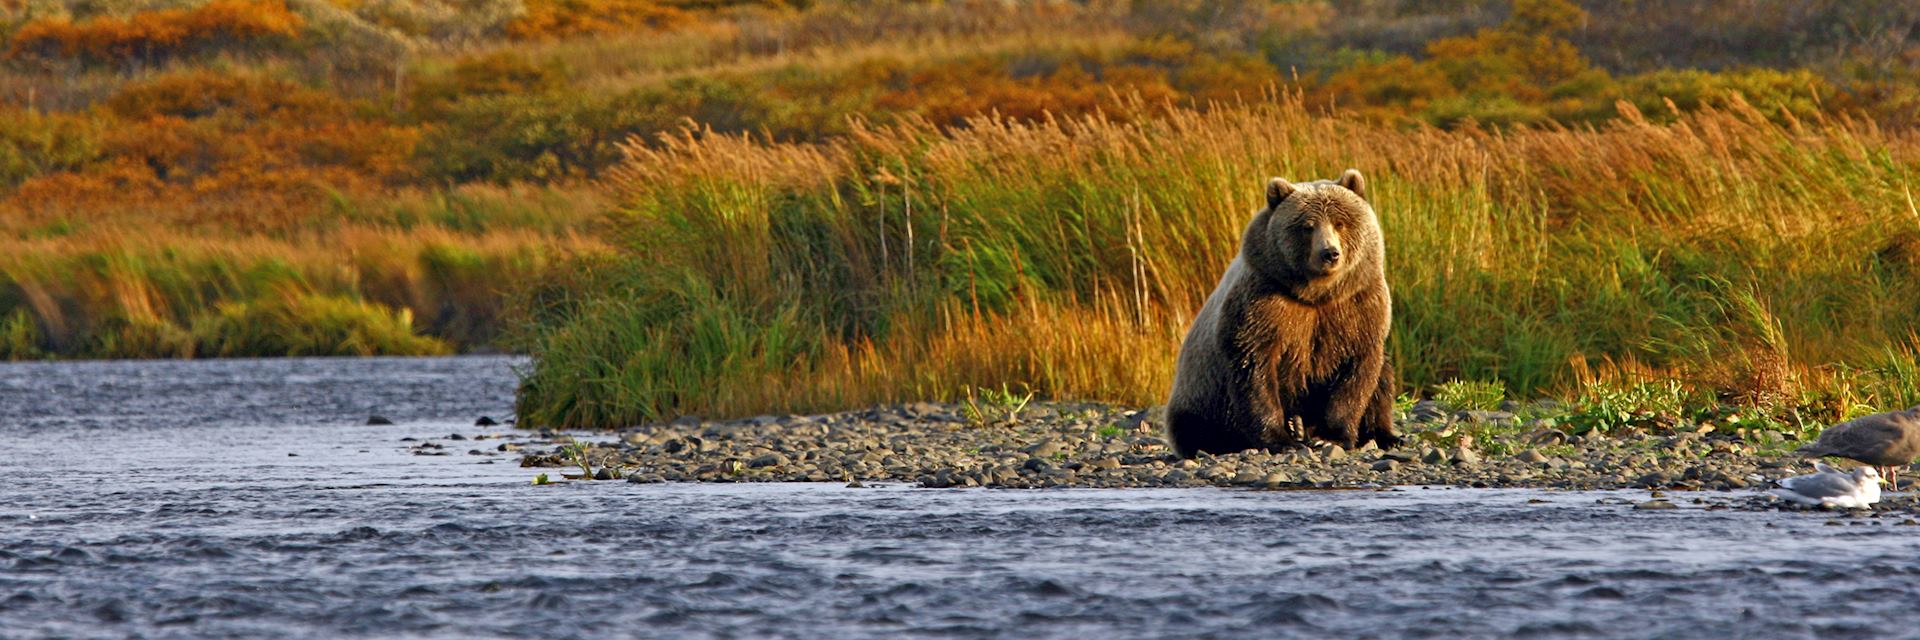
[[1337, 168, 1367, 201], [1265, 177, 1295, 208]]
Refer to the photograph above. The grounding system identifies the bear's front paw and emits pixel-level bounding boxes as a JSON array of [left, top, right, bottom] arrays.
[[1258, 415, 1308, 445]]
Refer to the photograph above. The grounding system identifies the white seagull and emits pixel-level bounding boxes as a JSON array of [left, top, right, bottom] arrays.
[[1772, 463, 1883, 509]]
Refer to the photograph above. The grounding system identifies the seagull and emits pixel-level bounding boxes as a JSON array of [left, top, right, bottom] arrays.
[[1772, 463, 1883, 509], [1796, 406, 1920, 489]]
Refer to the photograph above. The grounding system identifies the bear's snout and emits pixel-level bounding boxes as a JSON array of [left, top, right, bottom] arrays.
[[1308, 225, 1344, 272]]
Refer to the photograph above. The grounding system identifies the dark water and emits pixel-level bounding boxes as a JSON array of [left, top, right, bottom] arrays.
[[3, 357, 1918, 639]]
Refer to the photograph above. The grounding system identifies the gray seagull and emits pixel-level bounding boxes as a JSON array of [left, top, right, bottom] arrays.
[[1796, 406, 1920, 489], [1773, 463, 1883, 509]]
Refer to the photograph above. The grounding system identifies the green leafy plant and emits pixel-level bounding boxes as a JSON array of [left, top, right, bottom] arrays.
[[1393, 392, 1418, 415], [560, 442, 594, 478], [1561, 379, 1701, 435], [0, 309, 44, 361], [961, 382, 1034, 425], [1432, 379, 1507, 412]]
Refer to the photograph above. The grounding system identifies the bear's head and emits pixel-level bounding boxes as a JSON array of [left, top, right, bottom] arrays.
[[1242, 168, 1384, 303]]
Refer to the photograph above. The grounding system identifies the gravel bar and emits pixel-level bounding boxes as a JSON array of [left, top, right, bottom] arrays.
[[515, 401, 1920, 508]]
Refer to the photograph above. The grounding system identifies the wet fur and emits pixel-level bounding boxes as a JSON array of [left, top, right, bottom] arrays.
[[1166, 170, 1399, 456]]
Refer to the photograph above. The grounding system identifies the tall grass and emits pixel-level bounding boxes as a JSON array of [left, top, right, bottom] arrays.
[[516, 94, 1920, 428], [0, 225, 608, 359]]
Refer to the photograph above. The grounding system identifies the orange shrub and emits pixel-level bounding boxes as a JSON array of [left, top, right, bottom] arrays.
[[5, 159, 165, 215], [875, 50, 1213, 128], [409, 51, 571, 118], [4, 68, 417, 228], [1315, 55, 1456, 115], [104, 69, 345, 122], [7, 0, 304, 65], [504, 0, 692, 40], [0, 108, 106, 189], [103, 116, 225, 180], [1171, 54, 1281, 106], [1313, 0, 1598, 125]]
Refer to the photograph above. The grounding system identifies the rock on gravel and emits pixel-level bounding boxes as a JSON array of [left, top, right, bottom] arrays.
[[748, 453, 789, 468]]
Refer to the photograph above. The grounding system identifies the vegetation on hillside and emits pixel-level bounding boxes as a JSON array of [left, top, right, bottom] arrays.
[[0, 0, 1916, 428]]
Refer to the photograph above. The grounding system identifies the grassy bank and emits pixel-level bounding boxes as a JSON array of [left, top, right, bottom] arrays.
[[515, 95, 1920, 429], [0, 222, 609, 358], [0, 180, 610, 358]]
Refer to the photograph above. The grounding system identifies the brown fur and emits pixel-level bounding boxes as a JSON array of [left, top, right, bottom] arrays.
[[1165, 169, 1399, 456]]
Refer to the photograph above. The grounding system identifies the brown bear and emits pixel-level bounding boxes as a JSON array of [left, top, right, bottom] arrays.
[[1165, 169, 1399, 456]]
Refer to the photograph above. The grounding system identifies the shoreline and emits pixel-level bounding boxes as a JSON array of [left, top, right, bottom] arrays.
[[517, 401, 1920, 513]]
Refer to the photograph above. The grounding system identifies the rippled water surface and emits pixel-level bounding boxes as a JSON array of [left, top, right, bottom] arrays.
[[4, 357, 1919, 639]]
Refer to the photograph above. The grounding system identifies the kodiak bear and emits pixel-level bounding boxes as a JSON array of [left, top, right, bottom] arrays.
[[1165, 169, 1399, 457]]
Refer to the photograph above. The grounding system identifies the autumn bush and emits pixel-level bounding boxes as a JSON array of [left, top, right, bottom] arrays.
[[103, 67, 344, 120], [0, 108, 105, 190], [504, 0, 692, 39], [7, 69, 419, 229], [408, 50, 571, 118], [6, 0, 304, 66]]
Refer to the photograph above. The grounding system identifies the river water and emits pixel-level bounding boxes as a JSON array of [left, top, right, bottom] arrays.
[[2, 356, 1917, 639]]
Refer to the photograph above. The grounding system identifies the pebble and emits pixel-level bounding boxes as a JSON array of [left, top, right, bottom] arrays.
[[1525, 428, 1568, 445], [1455, 410, 1517, 425], [1407, 401, 1447, 422], [1025, 439, 1065, 457]]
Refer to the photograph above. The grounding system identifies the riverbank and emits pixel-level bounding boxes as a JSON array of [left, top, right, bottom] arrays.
[[516, 401, 1918, 511]]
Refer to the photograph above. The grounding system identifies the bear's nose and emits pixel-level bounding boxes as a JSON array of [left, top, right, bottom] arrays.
[[1320, 247, 1342, 264]]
